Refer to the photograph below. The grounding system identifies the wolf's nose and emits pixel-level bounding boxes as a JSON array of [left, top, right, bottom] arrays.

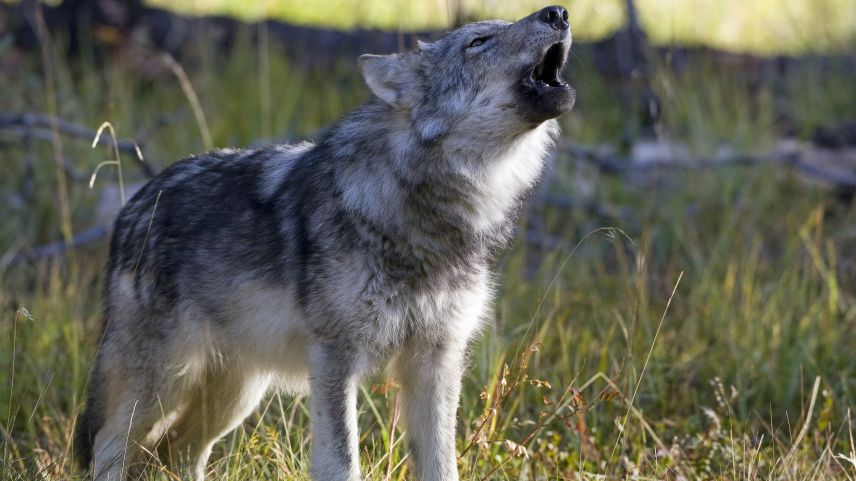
[[538, 6, 569, 31]]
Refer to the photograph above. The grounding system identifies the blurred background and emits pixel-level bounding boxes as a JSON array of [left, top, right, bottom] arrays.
[[1, 0, 856, 479]]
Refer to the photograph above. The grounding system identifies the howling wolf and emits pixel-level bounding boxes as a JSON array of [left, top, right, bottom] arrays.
[[75, 5, 574, 480]]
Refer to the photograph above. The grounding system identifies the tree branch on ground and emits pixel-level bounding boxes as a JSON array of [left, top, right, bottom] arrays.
[[1, 224, 111, 268], [0, 112, 167, 178], [563, 142, 856, 193]]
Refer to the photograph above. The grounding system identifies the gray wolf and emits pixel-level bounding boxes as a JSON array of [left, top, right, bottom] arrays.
[[74, 5, 574, 480]]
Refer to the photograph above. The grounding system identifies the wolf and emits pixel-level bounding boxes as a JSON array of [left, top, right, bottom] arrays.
[[74, 5, 574, 481]]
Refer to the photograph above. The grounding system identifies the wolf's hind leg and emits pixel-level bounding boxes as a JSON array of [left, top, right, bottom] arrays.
[[91, 412, 131, 481], [158, 369, 271, 481], [91, 383, 168, 481]]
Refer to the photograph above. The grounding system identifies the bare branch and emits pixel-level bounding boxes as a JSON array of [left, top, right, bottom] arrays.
[[563, 142, 856, 192], [1, 224, 111, 268], [790, 157, 856, 191], [539, 193, 637, 220], [0, 112, 161, 178]]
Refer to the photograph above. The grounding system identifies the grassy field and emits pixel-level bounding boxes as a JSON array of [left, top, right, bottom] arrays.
[[2, 12, 856, 481]]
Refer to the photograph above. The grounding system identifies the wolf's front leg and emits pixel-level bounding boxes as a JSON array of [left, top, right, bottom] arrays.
[[397, 341, 466, 481], [309, 343, 362, 481]]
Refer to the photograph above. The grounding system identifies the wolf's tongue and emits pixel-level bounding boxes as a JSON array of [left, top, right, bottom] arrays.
[[535, 79, 552, 92]]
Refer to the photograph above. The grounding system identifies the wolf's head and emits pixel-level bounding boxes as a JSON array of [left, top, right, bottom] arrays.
[[359, 6, 575, 144]]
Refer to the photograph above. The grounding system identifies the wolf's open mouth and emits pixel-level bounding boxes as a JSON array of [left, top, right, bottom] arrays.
[[517, 38, 575, 121], [527, 42, 568, 94]]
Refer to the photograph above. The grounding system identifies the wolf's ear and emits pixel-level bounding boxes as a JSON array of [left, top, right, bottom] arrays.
[[358, 54, 419, 110]]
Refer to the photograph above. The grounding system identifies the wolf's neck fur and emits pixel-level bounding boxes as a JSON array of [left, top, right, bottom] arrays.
[[322, 101, 557, 250]]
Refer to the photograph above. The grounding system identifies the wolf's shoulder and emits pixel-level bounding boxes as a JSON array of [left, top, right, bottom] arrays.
[[111, 142, 316, 246], [122, 142, 315, 208], [160, 142, 314, 181], [107, 142, 316, 277]]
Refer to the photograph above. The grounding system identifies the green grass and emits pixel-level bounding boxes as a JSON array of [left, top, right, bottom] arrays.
[[2, 22, 856, 481]]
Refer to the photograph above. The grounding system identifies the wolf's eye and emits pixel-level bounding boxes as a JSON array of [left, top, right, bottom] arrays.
[[468, 36, 491, 49]]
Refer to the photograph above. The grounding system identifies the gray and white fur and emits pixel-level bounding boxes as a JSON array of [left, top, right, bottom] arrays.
[[74, 6, 575, 480]]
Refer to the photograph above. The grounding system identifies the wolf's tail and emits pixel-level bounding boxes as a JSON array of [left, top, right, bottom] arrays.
[[73, 360, 106, 469]]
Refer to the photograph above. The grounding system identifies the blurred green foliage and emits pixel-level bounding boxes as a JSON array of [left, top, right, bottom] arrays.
[[146, 0, 856, 54]]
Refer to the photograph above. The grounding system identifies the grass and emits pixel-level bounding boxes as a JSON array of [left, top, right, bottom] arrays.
[[1, 14, 856, 481]]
